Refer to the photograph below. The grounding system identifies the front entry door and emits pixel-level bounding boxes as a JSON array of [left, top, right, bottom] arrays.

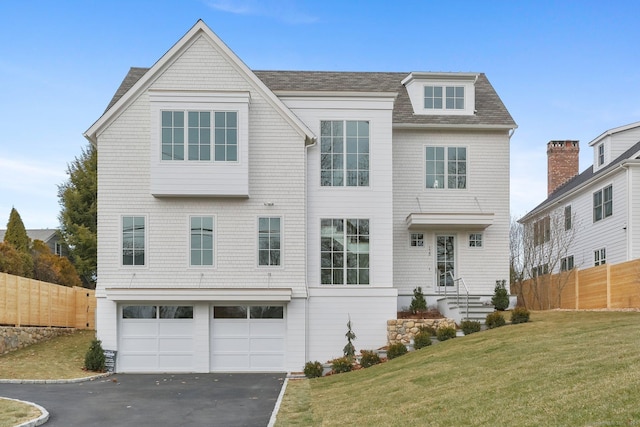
[[436, 235, 455, 287]]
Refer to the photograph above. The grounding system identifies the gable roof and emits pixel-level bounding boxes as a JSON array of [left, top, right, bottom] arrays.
[[0, 229, 59, 243], [520, 139, 640, 222], [84, 20, 315, 145]]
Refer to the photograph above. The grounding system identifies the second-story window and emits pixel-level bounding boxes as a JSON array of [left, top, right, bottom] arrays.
[[564, 205, 572, 230], [162, 110, 237, 162], [593, 185, 613, 222], [320, 120, 369, 187], [424, 85, 465, 110], [598, 144, 605, 166], [425, 146, 467, 189]]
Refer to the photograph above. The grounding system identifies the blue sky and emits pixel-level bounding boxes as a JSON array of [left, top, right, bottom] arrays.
[[1, 0, 639, 229]]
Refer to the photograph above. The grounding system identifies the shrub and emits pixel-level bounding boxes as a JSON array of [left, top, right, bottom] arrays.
[[413, 329, 433, 350], [492, 279, 510, 311], [303, 361, 324, 378], [460, 320, 482, 335], [360, 350, 381, 368], [84, 338, 106, 372], [436, 326, 457, 341], [409, 287, 427, 313], [486, 312, 506, 329], [331, 356, 353, 373], [386, 343, 408, 360], [343, 318, 356, 360], [419, 325, 437, 336], [510, 306, 531, 324]]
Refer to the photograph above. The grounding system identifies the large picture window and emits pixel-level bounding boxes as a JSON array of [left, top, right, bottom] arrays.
[[321, 218, 369, 285], [122, 216, 145, 266], [593, 185, 612, 222], [162, 110, 237, 162], [320, 120, 369, 187], [426, 146, 466, 189], [190, 216, 214, 266]]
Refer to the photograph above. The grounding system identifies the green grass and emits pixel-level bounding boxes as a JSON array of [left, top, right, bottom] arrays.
[[275, 311, 640, 426], [0, 398, 41, 427], [0, 330, 96, 380]]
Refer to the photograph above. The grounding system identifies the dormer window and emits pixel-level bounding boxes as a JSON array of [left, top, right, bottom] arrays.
[[597, 144, 605, 166], [402, 72, 476, 116], [424, 86, 464, 110]]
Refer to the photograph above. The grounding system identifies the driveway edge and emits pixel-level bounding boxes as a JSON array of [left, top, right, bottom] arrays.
[[0, 372, 112, 384]]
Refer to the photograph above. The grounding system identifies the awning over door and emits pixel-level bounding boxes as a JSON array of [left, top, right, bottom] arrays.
[[406, 212, 494, 230]]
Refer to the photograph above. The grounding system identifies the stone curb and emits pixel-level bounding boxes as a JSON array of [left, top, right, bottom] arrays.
[[0, 372, 112, 384], [1, 396, 49, 427]]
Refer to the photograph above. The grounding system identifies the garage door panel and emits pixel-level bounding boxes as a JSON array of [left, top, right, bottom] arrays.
[[122, 322, 158, 335], [250, 354, 284, 369], [213, 321, 249, 336], [121, 336, 157, 352], [250, 337, 284, 352], [158, 355, 194, 370], [212, 337, 249, 351], [159, 337, 194, 351], [211, 354, 250, 369], [119, 354, 157, 371], [159, 321, 194, 335], [249, 322, 285, 335]]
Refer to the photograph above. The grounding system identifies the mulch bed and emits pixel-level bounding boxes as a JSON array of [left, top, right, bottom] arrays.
[[396, 310, 444, 319]]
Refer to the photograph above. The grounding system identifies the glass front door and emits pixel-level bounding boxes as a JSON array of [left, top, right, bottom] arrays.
[[436, 235, 455, 286]]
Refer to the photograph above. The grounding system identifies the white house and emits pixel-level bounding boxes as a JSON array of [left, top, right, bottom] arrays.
[[84, 20, 516, 373], [519, 122, 640, 274]]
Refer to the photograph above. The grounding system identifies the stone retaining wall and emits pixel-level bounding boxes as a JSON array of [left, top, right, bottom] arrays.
[[387, 318, 457, 345], [0, 327, 75, 355]]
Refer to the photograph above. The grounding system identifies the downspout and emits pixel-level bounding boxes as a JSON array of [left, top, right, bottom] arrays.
[[303, 135, 317, 365]]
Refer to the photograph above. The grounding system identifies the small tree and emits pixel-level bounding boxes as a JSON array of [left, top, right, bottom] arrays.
[[492, 280, 509, 311], [4, 208, 30, 253], [84, 338, 106, 372], [409, 287, 427, 313], [343, 317, 356, 360]]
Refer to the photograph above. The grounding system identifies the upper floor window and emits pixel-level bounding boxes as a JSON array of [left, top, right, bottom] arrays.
[[424, 85, 464, 110], [320, 120, 369, 187], [594, 248, 606, 266], [593, 185, 613, 222], [564, 205, 572, 230], [190, 216, 214, 267], [258, 217, 281, 266], [598, 144, 605, 166], [426, 146, 467, 189], [321, 218, 369, 285], [410, 233, 424, 247], [161, 110, 237, 162], [122, 216, 145, 266], [469, 233, 483, 248], [533, 216, 550, 246]]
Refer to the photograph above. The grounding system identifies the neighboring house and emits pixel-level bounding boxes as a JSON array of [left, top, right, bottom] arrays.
[[0, 229, 65, 256], [84, 20, 516, 373], [520, 122, 640, 275]]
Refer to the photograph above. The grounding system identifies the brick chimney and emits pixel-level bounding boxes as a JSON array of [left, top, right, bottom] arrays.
[[547, 140, 579, 196]]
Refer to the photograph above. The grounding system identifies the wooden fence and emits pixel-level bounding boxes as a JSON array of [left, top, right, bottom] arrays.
[[0, 272, 95, 329], [515, 259, 640, 310]]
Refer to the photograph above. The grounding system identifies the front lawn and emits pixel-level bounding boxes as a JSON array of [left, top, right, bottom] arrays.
[[275, 311, 640, 426]]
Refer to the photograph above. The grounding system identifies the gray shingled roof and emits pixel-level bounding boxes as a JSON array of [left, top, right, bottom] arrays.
[[105, 68, 516, 127], [521, 139, 640, 220], [0, 229, 58, 243]]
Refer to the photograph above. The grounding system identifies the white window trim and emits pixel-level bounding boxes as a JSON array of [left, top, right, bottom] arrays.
[[402, 75, 476, 116], [256, 215, 284, 269], [593, 184, 613, 223], [469, 233, 483, 248], [319, 217, 372, 287], [120, 214, 148, 269], [188, 214, 217, 269], [410, 233, 424, 248], [594, 248, 606, 266]]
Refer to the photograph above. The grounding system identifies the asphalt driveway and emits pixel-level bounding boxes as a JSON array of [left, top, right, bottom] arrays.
[[0, 373, 285, 427]]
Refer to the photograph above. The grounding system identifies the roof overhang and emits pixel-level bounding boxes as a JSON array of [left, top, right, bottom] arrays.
[[406, 212, 494, 230], [104, 287, 293, 302]]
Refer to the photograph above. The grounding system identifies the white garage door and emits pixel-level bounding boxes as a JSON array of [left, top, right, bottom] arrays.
[[119, 305, 195, 372], [211, 305, 285, 371]]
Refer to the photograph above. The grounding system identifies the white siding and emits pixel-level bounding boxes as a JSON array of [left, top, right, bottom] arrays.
[[393, 129, 511, 297], [307, 288, 397, 364], [630, 164, 640, 260]]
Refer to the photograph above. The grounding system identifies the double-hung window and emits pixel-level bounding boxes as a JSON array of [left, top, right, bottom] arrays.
[[593, 185, 613, 222], [424, 85, 465, 110], [122, 216, 145, 266], [320, 120, 369, 187], [320, 219, 369, 285], [190, 216, 214, 267], [598, 144, 605, 166], [162, 110, 237, 162], [426, 146, 467, 189], [560, 255, 574, 271], [564, 205, 572, 230], [594, 248, 606, 266], [258, 217, 281, 266]]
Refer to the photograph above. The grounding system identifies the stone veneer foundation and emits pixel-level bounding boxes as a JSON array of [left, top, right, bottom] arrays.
[[387, 318, 457, 345], [0, 327, 75, 355]]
